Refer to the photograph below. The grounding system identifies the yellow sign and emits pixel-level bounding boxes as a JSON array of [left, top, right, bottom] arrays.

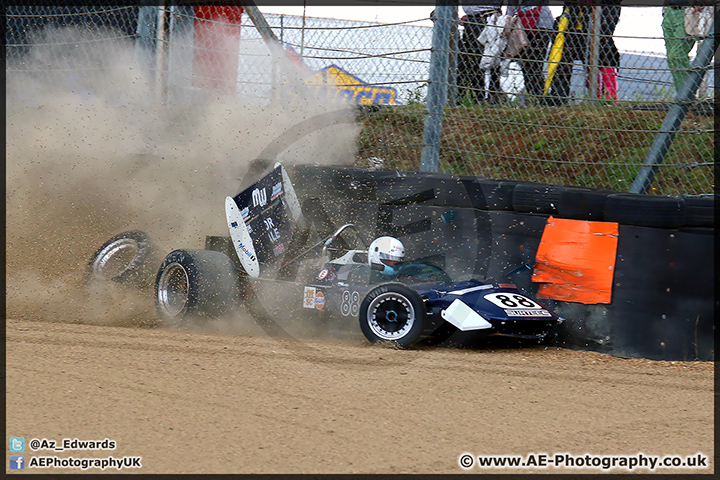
[[284, 64, 397, 105]]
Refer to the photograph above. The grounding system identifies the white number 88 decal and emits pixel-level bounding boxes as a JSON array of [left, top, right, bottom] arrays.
[[484, 293, 542, 309], [341, 290, 360, 316]]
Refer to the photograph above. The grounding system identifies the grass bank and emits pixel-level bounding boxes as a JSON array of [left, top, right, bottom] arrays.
[[356, 103, 714, 196]]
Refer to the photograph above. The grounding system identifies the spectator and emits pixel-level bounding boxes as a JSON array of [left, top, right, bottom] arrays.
[[506, 0, 554, 102], [542, 1, 590, 106], [456, 1, 506, 104], [662, 0, 712, 93], [592, 0, 621, 103], [572, 0, 622, 103]]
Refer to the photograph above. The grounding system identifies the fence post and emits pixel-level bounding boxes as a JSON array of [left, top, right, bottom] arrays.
[[243, 2, 281, 45], [136, 4, 157, 53], [587, 6, 601, 101], [447, 4, 459, 107], [154, 2, 170, 104], [420, 4, 453, 173], [629, 19, 716, 194]]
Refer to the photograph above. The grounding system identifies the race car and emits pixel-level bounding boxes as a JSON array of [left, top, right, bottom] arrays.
[[88, 163, 563, 348], [269, 222, 562, 347]]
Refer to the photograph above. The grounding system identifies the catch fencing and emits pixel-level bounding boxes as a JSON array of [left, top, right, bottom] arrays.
[[5, 5, 716, 196]]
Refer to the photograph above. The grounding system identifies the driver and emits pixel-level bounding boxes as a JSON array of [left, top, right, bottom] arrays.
[[367, 236, 405, 276]]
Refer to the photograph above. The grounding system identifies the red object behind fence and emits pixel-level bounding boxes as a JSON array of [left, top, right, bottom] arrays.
[[193, 6, 243, 93]]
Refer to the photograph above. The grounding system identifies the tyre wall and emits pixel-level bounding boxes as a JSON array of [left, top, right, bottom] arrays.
[[290, 165, 714, 361]]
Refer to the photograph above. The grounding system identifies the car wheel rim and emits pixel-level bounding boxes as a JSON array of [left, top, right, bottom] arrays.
[[367, 292, 414, 340], [157, 262, 189, 317], [93, 238, 139, 279]]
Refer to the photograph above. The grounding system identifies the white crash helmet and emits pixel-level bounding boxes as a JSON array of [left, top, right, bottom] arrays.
[[368, 236, 405, 274]]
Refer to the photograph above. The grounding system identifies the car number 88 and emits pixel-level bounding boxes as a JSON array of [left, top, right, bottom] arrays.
[[484, 293, 542, 309], [341, 290, 360, 316]]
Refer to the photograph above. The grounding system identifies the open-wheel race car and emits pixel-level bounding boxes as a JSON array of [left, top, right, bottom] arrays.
[[88, 163, 563, 348]]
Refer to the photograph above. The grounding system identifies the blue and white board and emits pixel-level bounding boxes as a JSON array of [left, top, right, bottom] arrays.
[[276, 161, 305, 229], [226, 163, 303, 277], [226, 196, 260, 277]]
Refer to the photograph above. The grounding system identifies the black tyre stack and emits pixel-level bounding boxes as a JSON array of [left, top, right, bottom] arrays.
[[290, 164, 713, 228]]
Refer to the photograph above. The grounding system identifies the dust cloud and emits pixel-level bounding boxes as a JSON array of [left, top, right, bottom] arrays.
[[6, 26, 360, 329]]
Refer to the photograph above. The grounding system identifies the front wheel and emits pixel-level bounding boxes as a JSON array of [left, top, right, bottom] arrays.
[[155, 249, 241, 326], [85, 230, 160, 288], [359, 283, 426, 348]]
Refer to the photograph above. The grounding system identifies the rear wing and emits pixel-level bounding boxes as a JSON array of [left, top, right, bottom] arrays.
[[225, 163, 304, 277]]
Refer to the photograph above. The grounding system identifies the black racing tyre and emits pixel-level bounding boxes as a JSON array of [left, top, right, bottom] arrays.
[[375, 172, 470, 208], [459, 179, 530, 211], [293, 165, 376, 202], [155, 249, 241, 325], [603, 193, 686, 228], [512, 183, 561, 214], [331, 167, 376, 201], [684, 197, 715, 228], [85, 230, 159, 288], [359, 283, 426, 348], [481, 180, 525, 211], [557, 187, 614, 221]]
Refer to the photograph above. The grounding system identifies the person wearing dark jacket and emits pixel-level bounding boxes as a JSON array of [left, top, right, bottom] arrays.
[[506, 0, 554, 101], [456, 2, 506, 104], [588, 0, 621, 102], [543, 0, 622, 105], [542, 1, 589, 106]]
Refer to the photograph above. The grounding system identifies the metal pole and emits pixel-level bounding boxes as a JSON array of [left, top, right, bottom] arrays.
[[420, 3, 453, 173], [154, 2, 170, 104], [629, 18, 717, 194], [243, 1, 282, 45], [587, 6, 601, 101], [301, 1, 306, 57], [447, 3, 459, 107], [136, 4, 157, 54], [243, 1, 287, 101], [273, 15, 283, 101]]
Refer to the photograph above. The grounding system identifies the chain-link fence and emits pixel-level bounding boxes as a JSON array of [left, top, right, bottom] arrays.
[[6, 5, 715, 196]]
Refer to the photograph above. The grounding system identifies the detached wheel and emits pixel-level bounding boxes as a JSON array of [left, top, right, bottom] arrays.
[[155, 249, 241, 326], [86, 230, 159, 288], [359, 283, 426, 348]]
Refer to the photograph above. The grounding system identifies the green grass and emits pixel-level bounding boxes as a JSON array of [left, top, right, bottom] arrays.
[[355, 103, 715, 196]]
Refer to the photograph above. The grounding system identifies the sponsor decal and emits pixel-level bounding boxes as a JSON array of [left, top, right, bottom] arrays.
[[314, 291, 325, 310], [252, 188, 267, 208], [303, 287, 316, 309], [303, 287, 325, 310], [504, 309, 553, 317], [271, 182, 283, 201], [317, 269, 329, 280], [230, 221, 238, 228], [273, 243, 286, 256], [238, 242, 256, 262], [240, 207, 249, 221], [264, 217, 281, 243]]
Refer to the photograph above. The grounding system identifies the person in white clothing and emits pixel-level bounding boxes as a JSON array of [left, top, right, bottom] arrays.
[[457, 2, 506, 104]]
